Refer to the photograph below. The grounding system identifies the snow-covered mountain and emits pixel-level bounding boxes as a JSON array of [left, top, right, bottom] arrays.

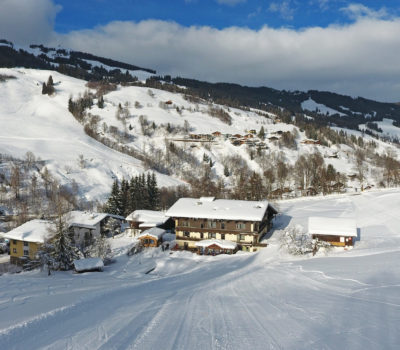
[[0, 39, 155, 82], [1, 66, 400, 207], [0, 68, 182, 203]]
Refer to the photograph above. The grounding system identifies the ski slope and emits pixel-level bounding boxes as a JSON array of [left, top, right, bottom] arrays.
[[0, 189, 399, 349], [0, 68, 182, 201]]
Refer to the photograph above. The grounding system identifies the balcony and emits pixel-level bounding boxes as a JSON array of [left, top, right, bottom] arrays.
[[175, 235, 202, 242]]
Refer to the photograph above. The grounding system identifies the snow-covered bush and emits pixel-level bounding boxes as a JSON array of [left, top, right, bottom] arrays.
[[280, 225, 332, 256], [280, 225, 312, 255]]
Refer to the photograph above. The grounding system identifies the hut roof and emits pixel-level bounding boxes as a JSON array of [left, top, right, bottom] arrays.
[[195, 239, 237, 249], [308, 217, 357, 237]]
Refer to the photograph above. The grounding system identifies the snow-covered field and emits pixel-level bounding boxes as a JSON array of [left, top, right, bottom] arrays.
[[0, 68, 182, 201], [0, 189, 399, 349], [360, 118, 400, 140], [301, 97, 346, 116]]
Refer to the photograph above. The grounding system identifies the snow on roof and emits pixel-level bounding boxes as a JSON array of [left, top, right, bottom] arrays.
[[73, 258, 104, 272], [308, 217, 357, 237], [137, 227, 166, 240], [126, 210, 169, 226], [4, 219, 53, 243], [166, 198, 271, 221], [66, 211, 109, 229], [195, 239, 237, 250]]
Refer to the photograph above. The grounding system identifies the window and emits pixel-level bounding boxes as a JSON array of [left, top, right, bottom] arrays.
[[221, 234, 225, 240], [23, 250, 29, 256], [236, 223, 246, 230], [200, 223, 204, 228], [181, 221, 189, 227], [23, 241, 29, 247], [207, 220, 217, 228], [210, 233, 216, 239], [13, 248, 17, 254], [200, 232, 204, 239], [184, 231, 190, 238], [221, 223, 225, 229], [13, 240, 17, 245], [240, 234, 246, 241]]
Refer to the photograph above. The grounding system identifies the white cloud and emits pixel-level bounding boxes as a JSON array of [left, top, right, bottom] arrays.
[[52, 16, 400, 102], [341, 3, 389, 20], [2, 0, 400, 102], [0, 0, 61, 44], [268, 1, 295, 21]]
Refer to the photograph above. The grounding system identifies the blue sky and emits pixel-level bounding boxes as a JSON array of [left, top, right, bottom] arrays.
[[53, 0, 398, 32], [1, 0, 400, 101]]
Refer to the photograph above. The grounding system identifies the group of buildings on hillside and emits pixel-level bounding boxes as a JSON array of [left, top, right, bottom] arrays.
[[2, 196, 358, 267]]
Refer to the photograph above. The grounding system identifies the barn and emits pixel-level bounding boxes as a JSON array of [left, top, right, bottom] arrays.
[[308, 217, 357, 247]]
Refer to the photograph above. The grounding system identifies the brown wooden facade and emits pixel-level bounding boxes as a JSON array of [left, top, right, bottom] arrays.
[[138, 234, 160, 247], [312, 234, 354, 247], [197, 243, 238, 255], [172, 209, 275, 253]]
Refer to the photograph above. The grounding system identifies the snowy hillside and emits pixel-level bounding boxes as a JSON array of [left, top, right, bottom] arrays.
[[0, 189, 399, 349], [0, 68, 182, 202], [1, 67, 400, 206]]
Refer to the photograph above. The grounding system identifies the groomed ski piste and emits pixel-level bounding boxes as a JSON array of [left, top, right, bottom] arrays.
[[0, 188, 399, 349]]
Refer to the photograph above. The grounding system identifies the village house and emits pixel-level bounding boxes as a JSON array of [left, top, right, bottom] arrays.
[[301, 139, 321, 145], [126, 210, 173, 236], [212, 131, 222, 138], [166, 197, 277, 253], [308, 217, 358, 247], [66, 211, 125, 246], [5, 219, 52, 265]]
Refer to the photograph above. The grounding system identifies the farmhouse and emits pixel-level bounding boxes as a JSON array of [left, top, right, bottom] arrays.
[[308, 217, 357, 247], [5, 219, 53, 265], [301, 139, 321, 145], [126, 210, 173, 236], [66, 211, 124, 246], [166, 197, 277, 253]]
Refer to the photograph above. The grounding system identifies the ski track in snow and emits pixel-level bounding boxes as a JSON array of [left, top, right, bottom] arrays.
[[1, 185, 400, 349]]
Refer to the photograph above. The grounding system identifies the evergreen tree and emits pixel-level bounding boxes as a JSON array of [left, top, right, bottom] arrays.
[[97, 95, 104, 109], [147, 173, 160, 210], [139, 174, 149, 209], [120, 179, 130, 216], [49, 212, 78, 271], [106, 180, 121, 215], [42, 82, 48, 95], [128, 176, 139, 214], [258, 126, 265, 140], [47, 75, 54, 86]]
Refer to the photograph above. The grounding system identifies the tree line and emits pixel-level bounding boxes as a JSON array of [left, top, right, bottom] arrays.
[[105, 173, 160, 217]]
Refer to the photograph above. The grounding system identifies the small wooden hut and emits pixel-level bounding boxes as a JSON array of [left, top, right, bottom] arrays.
[[195, 239, 238, 255], [308, 217, 357, 247], [137, 227, 166, 247]]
